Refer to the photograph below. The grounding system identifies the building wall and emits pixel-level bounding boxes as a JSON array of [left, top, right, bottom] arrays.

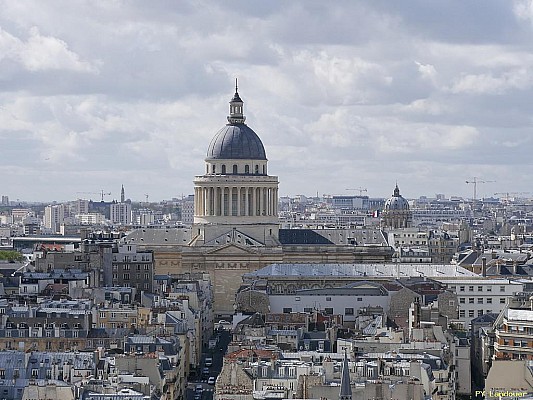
[[436, 279, 524, 328]]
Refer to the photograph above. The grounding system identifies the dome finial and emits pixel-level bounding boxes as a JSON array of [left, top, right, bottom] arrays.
[[393, 183, 400, 197], [228, 80, 246, 124]]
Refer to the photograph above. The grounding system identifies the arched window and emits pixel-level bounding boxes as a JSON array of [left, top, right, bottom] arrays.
[[212, 165, 216, 174], [221, 165, 226, 174], [255, 165, 259, 174], [262, 165, 266, 174], [233, 164, 238, 174], [245, 165, 250, 174], [206, 165, 209, 174]]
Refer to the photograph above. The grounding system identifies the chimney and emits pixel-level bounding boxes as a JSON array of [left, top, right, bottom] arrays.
[[512, 261, 518, 275], [482, 257, 487, 277]]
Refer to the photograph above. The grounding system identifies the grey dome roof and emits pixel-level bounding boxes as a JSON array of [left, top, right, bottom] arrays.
[[206, 124, 267, 160], [384, 185, 409, 210], [385, 196, 409, 210]]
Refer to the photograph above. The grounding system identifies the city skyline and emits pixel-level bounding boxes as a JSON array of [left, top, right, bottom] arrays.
[[1, 1, 532, 202]]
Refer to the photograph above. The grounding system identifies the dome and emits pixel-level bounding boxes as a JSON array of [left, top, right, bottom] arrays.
[[384, 184, 409, 211], [206, 124, 267, 160], [206, 83, 267, 161]]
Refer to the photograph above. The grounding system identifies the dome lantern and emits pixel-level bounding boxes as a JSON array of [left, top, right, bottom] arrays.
[[227, 79, 246, 125]]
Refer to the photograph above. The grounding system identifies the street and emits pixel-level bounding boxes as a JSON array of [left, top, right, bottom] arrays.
[[185, 328, 231, 400]]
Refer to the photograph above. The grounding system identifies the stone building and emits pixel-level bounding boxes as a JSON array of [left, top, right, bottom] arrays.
[[381, 184, 412, 229], [124, 85, 395, 317]]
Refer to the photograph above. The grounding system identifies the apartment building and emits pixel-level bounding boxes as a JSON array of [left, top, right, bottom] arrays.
[[493, 295, 533, 360], [436, 278, 525, 328]]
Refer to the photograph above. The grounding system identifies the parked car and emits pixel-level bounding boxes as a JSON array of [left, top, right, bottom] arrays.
[[208, 376, 216, 385], [205, 357, 213, 367]]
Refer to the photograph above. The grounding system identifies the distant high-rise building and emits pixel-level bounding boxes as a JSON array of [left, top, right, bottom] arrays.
[[110, 202, 131, 225], [180, 195, 194, 226], [1, 196, 8, 206], [44, 204, 65, 233], [71, 199, 89, 216], [121, 185, 125, 203]]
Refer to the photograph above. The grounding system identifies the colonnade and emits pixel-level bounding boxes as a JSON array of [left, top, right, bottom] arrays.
[[194, 186, 278, 217]]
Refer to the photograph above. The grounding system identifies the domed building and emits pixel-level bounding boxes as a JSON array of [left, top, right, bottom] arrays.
[[125, 84, 394, 319], [192, 84, 280, 246], [381, 184, 412, 228]]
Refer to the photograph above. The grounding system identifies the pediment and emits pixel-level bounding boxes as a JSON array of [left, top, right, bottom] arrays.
[[205, 242, 257, 255], [203, 229, 264, 247]]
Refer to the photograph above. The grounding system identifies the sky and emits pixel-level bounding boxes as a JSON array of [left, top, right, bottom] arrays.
[[1, 0, 533, 203]]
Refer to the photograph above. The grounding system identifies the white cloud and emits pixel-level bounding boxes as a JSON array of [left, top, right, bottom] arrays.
[[0, 26, 98, 72], [450, 68, 533, 94], [0, 1, 532, 201]]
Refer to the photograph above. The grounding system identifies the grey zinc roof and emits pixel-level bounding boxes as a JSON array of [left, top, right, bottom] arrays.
[[293, 281, 387, 296], [124, 227, 192, 245], [244, 263, 478, 279], [206, 124, 267, 160]]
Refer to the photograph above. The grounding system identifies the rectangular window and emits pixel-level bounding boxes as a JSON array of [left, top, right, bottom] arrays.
[[345, 308, 354, 316], [468, 310, 474, 317], [324, 307, 333, 315], [449, 300, 455, 306], [460, 298, 465, 304], [124, 273, 130, 280], [500, 298, 506, 304], [469, 286, 474, 291], [303, 308, 313, 313], [459, 310, 465, 317], [478, 310, 483, 316], [478, 298, 483, 304], [500, 286, 505, 292], [459, 286, 465, 292], [325, 297, 331, 301], [487, 286, 492, 292], [283, 308, 292, 313], [469, 298, 474, 304], [478, 286, 483, 292], [357, 297, 363, 301], [487, 298, 492, 304]]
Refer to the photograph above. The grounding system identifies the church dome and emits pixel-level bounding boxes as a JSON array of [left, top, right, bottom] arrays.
[[206, 83, 267, 161], [384, 184, 409, 210], [206, 124, 266, 160]]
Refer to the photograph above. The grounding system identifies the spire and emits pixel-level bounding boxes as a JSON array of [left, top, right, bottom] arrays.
[[227, 79, 246, 124], [393, 183, 400, 197], [121, 185, 125, 203], [339, 350, 352, 400]]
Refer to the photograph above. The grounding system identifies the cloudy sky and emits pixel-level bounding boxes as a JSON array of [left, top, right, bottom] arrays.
[[1, 0, 533, 203]]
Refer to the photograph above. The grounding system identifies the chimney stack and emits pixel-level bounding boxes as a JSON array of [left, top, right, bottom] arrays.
[[482, 257, 487, 277]]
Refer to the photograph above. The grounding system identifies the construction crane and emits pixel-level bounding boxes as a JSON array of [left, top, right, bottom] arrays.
[[465, 177, 495, 201], [346, 187, 368, 196], [76, 190, 112, 202], [494, 192, 531, 203]]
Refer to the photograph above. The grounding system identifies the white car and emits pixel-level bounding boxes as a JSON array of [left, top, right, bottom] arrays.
[[208, 376, 216, 385]]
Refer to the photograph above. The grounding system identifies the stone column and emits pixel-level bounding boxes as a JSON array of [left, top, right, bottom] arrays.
[[237, 186, 241, 217], [228, 186, 233, 217], [214, 187, 219, 216]]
